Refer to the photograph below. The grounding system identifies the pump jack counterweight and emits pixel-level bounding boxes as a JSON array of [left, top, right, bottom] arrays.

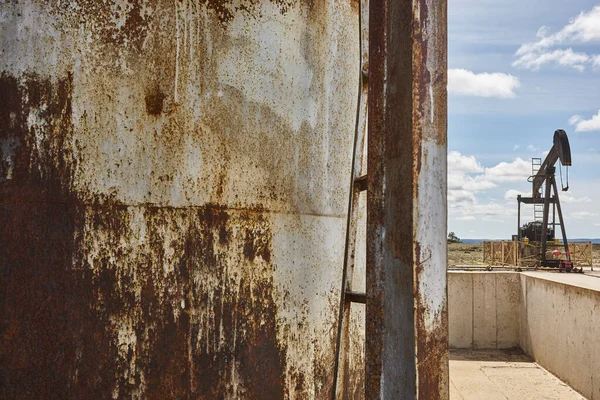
[[516, 130, 582, 273]]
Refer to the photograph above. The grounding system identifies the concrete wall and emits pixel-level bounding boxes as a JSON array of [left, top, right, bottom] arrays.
[[449, 271, 600, 400], [449, 272, 520, 349], [520, 273, 600, 400]]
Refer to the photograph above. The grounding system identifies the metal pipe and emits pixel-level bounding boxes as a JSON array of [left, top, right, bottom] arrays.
[[553, 198, 556, 233], [367, 0, 448, 398], [540, 170, 553, 261], [552, 175, 571, 261], [332, 0, 365, 394], [517, 196, 521, 240]]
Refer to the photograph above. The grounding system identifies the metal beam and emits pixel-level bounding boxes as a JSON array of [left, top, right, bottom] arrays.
[[551, 176, 571, 261], [517, 196, 556, 205], [367, 0, 448, 398]]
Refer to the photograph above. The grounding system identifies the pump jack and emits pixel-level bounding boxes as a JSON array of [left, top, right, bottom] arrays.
[[516, 130, 581, 272]]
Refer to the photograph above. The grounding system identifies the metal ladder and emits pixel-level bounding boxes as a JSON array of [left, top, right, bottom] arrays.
[[532, 158, 544, 241], [332, 1, 369, 397]]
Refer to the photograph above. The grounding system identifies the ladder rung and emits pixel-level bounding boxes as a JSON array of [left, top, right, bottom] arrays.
[[354, 175, 367, 192], [345, 290, 366, 304]]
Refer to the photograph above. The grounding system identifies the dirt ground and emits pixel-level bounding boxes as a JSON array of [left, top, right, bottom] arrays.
[[447, 242, 486, 267], [447, 242, 600, 268]]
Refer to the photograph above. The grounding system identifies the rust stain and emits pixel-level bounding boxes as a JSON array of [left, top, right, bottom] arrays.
[[0, 71, 119, 399], [0, 70, 289, 398], [2, 0, 360, 396], [52, 0, 299, 32], [145, 85, 166, 116], [367, 0, 447, 397], [414, 239, 448, 399], [412, 1, 448, 398]]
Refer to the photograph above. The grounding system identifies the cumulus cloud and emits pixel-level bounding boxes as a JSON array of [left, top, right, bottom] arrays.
[[482, 158, 531, 183], [513, 6, 600, 71], [571, 211, 599, 219], [517, 6, 600, 54], [569, 110, 600, 132], [561, 192, 592, 203], [452, 203, 514, 223], [448, 151, 484, 173], [513, 48, 590, 72], [448, 69, 520, 98], [448, 189, 477, 207], [448, 152, 534, 222], [504, 189, 529, 201]]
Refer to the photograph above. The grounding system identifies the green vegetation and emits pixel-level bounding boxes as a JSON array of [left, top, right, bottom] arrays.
[[448, 232, 461, 244]]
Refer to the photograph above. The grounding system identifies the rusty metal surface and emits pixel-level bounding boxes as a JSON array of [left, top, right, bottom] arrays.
[[367, 0, 448, 398], [333, 0, 369, 396], [0, 1, 361, 398]]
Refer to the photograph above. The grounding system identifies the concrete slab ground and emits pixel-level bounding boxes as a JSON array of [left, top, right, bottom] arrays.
[[450, 350, 585, 400]]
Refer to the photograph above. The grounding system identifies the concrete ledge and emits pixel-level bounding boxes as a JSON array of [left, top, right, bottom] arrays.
[[449, 271, 600, 400], [520, 272, 600, 400]]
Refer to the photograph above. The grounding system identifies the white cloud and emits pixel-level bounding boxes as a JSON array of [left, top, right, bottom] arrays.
[[452, 203, 514, 223], [448, 69, 520, 98], [448, 152, 495, 204], [561, 192, 592, 203], [504, 189, 529, 201], [536, 26, 551, 39], [569, 109, 600, 132], [448, 189, 477, 207], [448, 153, 534, 223], [513, 48, 590, 71], [527, 144, 538, 152], [483, 157, 531, 183], [569, 115, 582, 125], [448, 151, 484, 173], [517, 6, 600, 54], [513, 144, 520, 151], [514, 6, 600, 71], [571, 211, 599, 219]]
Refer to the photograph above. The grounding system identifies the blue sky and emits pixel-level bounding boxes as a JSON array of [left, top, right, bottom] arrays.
[[448, 0, 600, 239]]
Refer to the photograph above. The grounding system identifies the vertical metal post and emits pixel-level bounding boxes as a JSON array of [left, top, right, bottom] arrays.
[[551, 176, 570, 261], [552, 199, 556, 236], [517, 196, 521, 240], [367, 0, 448, 398], [540, 171, 553, 261]]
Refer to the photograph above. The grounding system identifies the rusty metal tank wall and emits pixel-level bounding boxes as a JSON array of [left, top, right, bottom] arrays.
[[0, 1, 360, 398]]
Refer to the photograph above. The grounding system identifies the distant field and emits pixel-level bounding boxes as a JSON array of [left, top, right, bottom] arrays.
[[447, 242, 485, 267], [447, 242, 600, 268]]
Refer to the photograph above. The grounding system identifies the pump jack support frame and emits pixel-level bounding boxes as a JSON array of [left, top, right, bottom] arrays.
[[518, 167, 572, 268]]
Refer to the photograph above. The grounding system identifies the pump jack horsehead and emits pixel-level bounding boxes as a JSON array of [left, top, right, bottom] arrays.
[[516, 130, 583, 273]]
